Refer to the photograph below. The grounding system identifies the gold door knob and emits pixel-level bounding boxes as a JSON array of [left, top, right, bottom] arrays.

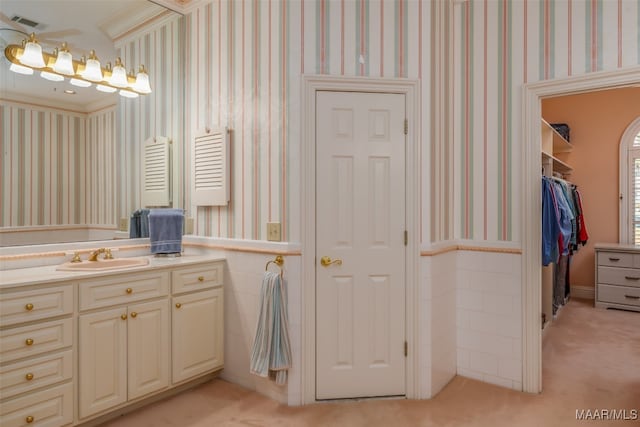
[[126, 288, 133, 294], [130, 312, 137, 318], [121, 314, 128, 320], [175, 303, 182, 308], [25, 338, 34, 346], [25, 373, 34, 381], [25, 303, 34, 311], [320, 256, 343, 267], [198, 276, 205, 282], [26, 416, 34, 423]]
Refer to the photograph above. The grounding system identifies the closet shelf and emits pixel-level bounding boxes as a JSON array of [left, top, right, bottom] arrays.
[[542, 151, 573, 174], [541, 119, 572, 154]]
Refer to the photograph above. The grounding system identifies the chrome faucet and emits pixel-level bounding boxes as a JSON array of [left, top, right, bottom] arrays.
[[87, 248, 105, 261]]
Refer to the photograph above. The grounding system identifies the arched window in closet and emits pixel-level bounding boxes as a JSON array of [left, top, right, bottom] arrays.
[[619, 117, 640, 244]]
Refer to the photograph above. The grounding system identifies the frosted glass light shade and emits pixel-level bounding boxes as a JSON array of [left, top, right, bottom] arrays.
[[133, 70, 151, 94], [20, 41, 46, 68], [96, 84, 117, 93], [119, 89, 138, 98], [70, 78, 92, 87], [10, 63, 34, 75], [41, 71, 64, 81], [53, 50, 74, 75], [82, 58, 103, 82], [109, 65, 128, 88]]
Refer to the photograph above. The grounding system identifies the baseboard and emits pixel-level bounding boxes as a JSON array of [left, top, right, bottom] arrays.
[[570, 285, 595, 301]]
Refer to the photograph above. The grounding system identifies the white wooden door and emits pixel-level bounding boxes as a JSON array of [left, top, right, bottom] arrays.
[[79, 307, 127, 418], [127, 299, 170, 400], [172, 288, 224, 384], [316, 91, 406, 399]]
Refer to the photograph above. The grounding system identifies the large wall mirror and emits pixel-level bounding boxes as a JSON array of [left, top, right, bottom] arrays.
[[0, 0, 185, 246]]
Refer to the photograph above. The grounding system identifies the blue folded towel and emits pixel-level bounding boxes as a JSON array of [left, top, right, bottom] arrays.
[[148, 209, 184, 254]]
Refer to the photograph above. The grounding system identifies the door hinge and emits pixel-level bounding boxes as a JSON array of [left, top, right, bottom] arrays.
[[404, 341, 408, 357], [404, 230, 408, 246], [403, 119, 408, 135]]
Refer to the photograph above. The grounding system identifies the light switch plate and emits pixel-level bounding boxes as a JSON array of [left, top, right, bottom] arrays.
[[119, 218, 129, 232], [267, 222, 281, 241], [185, 217, 194, 234]]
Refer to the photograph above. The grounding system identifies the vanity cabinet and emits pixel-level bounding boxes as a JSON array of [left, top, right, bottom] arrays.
[[0, 283, 74, 427], [595, 244, 640, 312], [78, 274, 170, 419]]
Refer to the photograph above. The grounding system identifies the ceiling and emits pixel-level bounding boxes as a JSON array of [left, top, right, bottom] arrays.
[[0, 0, 170, 109]]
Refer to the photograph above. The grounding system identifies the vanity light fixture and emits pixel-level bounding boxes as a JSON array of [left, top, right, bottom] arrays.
[[3, 32, 152, 96]]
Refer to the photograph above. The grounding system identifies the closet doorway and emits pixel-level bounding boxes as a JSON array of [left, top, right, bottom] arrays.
[[522, 67, 640, 394]]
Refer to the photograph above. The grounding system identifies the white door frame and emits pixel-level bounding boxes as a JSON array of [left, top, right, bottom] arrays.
[[521, 66, 640, 393], [301, 75, 421, 404]]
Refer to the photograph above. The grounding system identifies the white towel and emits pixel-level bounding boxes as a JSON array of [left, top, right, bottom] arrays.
[[250, 271, 292, 385]]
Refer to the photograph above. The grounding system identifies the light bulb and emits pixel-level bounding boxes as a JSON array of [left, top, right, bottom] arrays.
[[53, 45, 74, 75], [81, 50, 103, 82], [96, 84, 117, 93], [133, 65, 152, 94], [10, 63, 34, 75], [19, 34, 45, 68], [109, 57, 128, 88], [40, 71, 64, 81], [70, 78, 92, 87]]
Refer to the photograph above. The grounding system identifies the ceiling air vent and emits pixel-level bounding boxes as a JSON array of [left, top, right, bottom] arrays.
[[11, 15, 40, 28]]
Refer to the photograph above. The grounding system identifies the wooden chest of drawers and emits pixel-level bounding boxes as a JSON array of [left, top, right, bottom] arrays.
[[595, 244, 640, 312]]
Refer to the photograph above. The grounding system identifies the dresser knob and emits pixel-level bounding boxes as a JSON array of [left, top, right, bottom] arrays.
[[198, 276, 205, 282], [121, 314, 128, 320], [126, 288, 133, 294], [25, 303, 34, 311], [25, 338, 34, 346], [130, 312, 138, 318], [26, 415, 34, 423], [175, 303, 182, 309], [25, 373, 34, 381]]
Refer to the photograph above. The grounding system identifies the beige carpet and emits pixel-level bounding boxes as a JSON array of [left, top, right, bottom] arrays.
[[103, 299, 640, 427]]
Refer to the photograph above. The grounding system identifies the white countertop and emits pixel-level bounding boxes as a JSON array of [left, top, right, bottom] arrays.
[[0, 254, 225, 289], [594, 243, 640, 252]]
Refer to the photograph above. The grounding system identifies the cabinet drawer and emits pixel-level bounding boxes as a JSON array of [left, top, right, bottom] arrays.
[[79, 271, 169, 311], [598, 284, 640, 308], [597, 251, 633, 268], [597, 266, 640, 288], [172, 262, 223, 294], [0, 285, 73, 327], [0, 318, 73, 364], [0, 382, 73, 427], [0, 350, 73, 400]]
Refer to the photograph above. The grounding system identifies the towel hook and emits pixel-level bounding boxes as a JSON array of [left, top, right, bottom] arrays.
[[265, 255, 284, 278]]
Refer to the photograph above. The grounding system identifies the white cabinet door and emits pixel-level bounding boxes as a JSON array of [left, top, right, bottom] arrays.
[[127, 300, 170, 400], [79, 307, 127, 419], [172, 288, 223, 384]]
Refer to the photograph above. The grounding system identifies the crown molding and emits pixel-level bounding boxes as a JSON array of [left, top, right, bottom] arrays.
[[149, 0, 211, 14]]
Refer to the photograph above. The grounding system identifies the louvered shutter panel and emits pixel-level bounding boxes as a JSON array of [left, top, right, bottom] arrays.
[[634, 156, 640, 244], [142, 136, 172, 207], [191, 128, 230, 206]]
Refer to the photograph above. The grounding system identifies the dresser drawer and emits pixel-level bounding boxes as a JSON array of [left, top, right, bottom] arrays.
[[598, 284, 640, 308], [0, 318, 73, 364], [0, 382, 73, 427], [597, 266, 640, 288], [597, 251, 633, 268], [79, 271, 169, 311], [172, 262, 223, 295], [0, 285, 73, 327], [0, 350, 72, 400]]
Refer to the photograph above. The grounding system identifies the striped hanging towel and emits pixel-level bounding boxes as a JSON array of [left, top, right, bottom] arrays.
[[250, 271, 292, 385]]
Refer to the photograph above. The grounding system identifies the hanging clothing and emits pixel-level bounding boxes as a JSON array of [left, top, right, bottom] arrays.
[[574, 188, 589, 245], [542, 178, 561, 266], [552, 181, 574, 256]]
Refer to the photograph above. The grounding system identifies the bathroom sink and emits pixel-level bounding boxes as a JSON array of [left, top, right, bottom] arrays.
[[56, 257, 149, 271]]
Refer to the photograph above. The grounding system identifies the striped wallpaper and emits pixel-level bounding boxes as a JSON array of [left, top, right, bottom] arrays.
[[187, 0, 432, 243], [0, 101, 116, 228], [117, 14, 185, 222], [456, 0, 640, 242]]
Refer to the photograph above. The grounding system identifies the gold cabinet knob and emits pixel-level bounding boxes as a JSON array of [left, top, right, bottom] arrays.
[[25, 338, 34, 346], [126, 288, 133, 294], [25, 303, 34, 311], [26, 416, 34, 423], [175, 303, 182, 309], [130, 312, 137, 318], [121, 314, 128, 320], [25, 373, 34, 381], [320, 256, 343, 267], [197, 276, 205, 282]]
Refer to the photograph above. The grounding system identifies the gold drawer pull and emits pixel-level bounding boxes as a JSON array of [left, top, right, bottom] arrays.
[[609, 257, 620, 261], [25, 303, 34, 311], [625, 294, 640, 300], [121, 314, 128, 320], [25, 373, 34, 381], [130, 312, 138, 318], [175, 303, 182, 308], [26, 416, 34, 423], [25, 338, 34, 346], [624, 276, 640, 281], [198, 276, 205, 282], [126, 288, 133, 294]]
